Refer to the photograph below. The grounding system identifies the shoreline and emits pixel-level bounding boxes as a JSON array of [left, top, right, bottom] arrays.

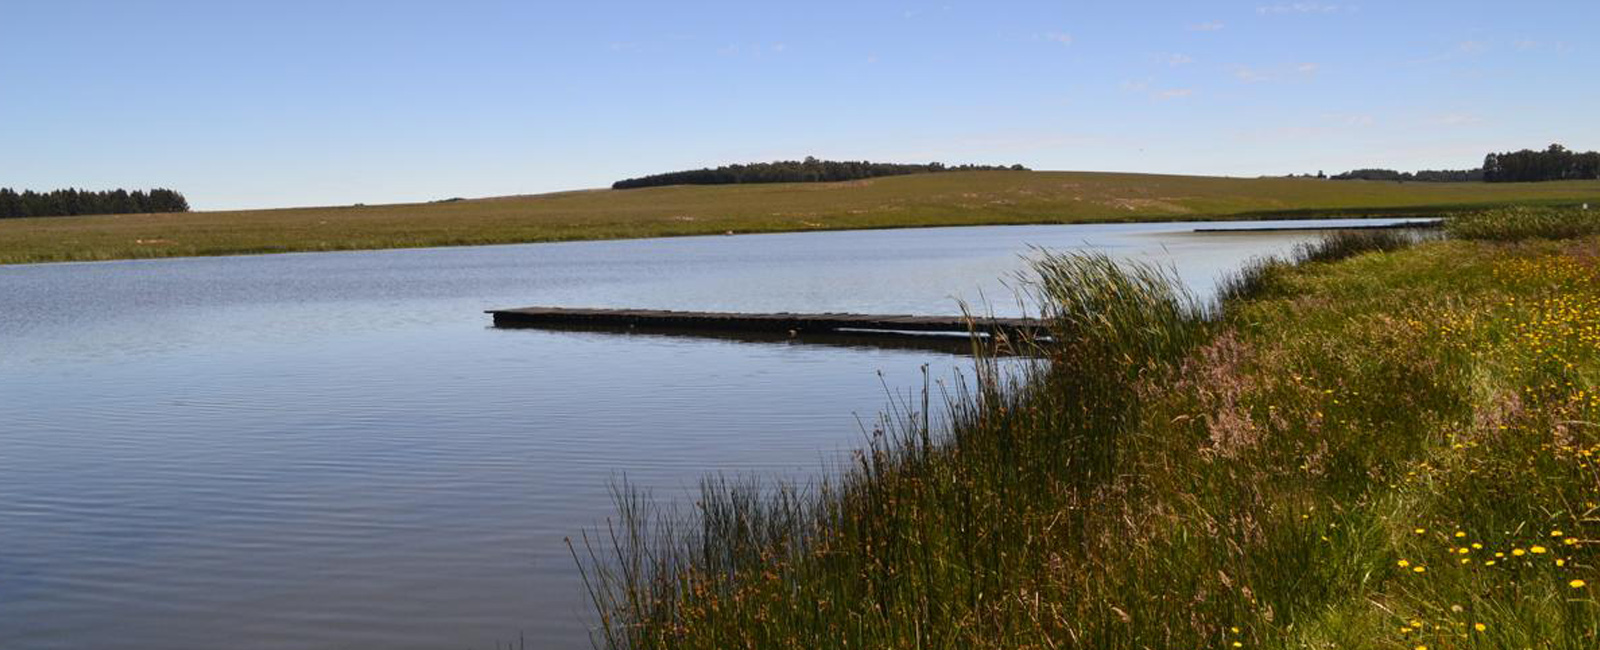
[[575, 209, 1600, 648], [4, 171, 1598, 265], [0, 210, 1510, 268]]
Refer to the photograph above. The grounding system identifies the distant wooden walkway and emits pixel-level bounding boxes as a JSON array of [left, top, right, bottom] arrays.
[[1192, 219, 1440, 233], [488, 307, 1049, 337]]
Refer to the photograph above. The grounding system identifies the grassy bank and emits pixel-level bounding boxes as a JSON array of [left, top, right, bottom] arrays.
[[4, 171, 1600, 264], [574, 208, 1600, 649]]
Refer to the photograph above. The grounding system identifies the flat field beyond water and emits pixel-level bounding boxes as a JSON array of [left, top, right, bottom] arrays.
[[4, 171, 1600, 264]]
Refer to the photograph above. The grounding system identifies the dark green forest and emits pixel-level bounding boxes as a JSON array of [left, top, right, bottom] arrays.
[[1483, 144, 1600, 182], [612, 157, 1027, 189], [1331, 168, 1484, 182], [0, 188, 190, 218], [1329, 144, 1598, 183]]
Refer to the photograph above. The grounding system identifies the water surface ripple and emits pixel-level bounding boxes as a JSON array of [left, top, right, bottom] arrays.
[[0, 220, 1423, 649]]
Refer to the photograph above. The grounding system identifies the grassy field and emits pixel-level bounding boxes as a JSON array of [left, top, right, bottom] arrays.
[[4, 171, 1600, 264], [574, 208, 1600, 649]]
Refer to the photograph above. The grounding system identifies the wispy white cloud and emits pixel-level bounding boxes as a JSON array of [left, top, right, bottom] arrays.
[[1187, 21, 1225, 31], [1231, 113, 1377, 143], [1121, 80, 1195, 101], [1231, 63, 1320, 83], [1044, 32, 1073, 46], [715, 42, 790, 58], [1410, 39, 1491, 65], [1234, 66, 1270, 83], [1257, 2, 1352, 14], [1514, 39, 1540, 50], [1168, 53, 1194, 66], [1432, 113, 1484, 126]]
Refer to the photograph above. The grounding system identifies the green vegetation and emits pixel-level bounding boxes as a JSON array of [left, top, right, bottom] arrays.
[[611, 157, 1025, 189], [4, 171, 1600, 265], [1485, 144, 1600, 183], [1326, 143, 1599, 183], [1448, 205, 1600, 241], [574, 207, 1600, 649], [0, 187, 189, 219]]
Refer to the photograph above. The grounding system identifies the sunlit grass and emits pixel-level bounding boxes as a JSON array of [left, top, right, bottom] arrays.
[[1448, 205, 1600, 241], [4, 171, 1599, 264], [572, 216, 1600, 648]]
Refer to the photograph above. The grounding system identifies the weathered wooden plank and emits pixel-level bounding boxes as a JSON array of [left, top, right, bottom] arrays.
[[487, 306, 1048, 337], [1191, 219, 1440, 233]]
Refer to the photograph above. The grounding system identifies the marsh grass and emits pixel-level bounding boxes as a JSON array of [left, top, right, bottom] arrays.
[[572, 222, 1600, 649], [1448, 205, 1600, 241], [1215, 228, 1435, 308]]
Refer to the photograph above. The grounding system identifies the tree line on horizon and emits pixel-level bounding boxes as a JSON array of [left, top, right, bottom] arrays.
[[612, 156, 1028, 189], [0, 188, 190, 218], [1325, 144, 1598, 183]]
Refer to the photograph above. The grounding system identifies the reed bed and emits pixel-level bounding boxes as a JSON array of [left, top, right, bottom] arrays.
[[1447, 205, 1600, 241], [572, 218, 1600, 649]]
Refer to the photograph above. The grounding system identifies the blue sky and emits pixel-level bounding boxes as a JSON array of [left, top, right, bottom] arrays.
[[2, 0, 1595, 210]]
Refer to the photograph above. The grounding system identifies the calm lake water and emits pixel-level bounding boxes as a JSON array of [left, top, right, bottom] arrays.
[[0, 219, 1426, 649]]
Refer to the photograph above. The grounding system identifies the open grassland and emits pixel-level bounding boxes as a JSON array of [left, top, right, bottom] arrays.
[[575, 210, 1600, 649], [4, 171, 1600, 264]]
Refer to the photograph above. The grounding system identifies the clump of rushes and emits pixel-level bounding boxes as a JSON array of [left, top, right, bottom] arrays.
[[572, 212, 1599, 649], [1448, 204, 1600, 241], [1215, 227, 1430, 308]]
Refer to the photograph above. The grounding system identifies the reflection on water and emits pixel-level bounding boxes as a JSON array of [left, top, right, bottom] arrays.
[[0, 218, 1428, 649]]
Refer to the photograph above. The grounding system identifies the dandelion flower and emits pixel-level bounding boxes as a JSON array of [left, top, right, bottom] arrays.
[[1415, 528, 1426, 534], [1455, 531, 1467, 538], [1474, 623, 1487, 632], [1552, 530, 1564, 537], [1557, 559, 1566, 567], [1512, 549, 1526, 557], [1413, 566, 1427, 573], [1531, 546, 1547, 554], [1397, 559, 1411, 568], [1571, 579, 1587, 589]]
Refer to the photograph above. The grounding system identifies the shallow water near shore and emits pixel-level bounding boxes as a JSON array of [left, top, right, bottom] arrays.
[[0, 218, 1426, 649]]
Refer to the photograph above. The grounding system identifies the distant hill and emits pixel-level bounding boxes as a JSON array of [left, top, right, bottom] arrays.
[[4, 170, 1599, 264], [612, 157, 1026, 189]]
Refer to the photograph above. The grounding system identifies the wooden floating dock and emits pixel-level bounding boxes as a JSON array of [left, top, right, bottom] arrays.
[[488, 306, 1049, 337], [1192, 219, 1440, 233]]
